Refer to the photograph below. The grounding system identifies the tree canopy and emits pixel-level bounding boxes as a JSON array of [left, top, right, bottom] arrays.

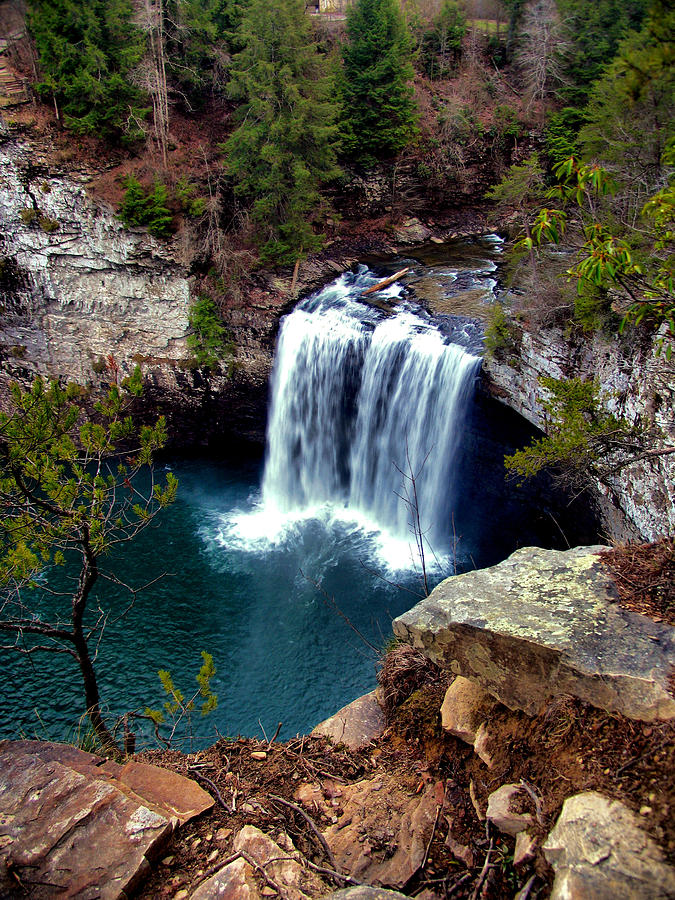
[[338, 0, 418, 166], [223, 0, 340, 264], [28, 0, 147, 139]]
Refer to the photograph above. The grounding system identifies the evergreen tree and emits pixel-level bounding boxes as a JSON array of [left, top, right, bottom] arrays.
[[339, 0, 418, 166], [28, 0, 147, 140], [163, 0, 221, 106], [224, 0, 340, 264], [556, 0, 649, 105]]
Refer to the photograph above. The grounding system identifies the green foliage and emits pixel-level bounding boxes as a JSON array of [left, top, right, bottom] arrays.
[[504, 376, 636, 487], [27, 0, 147, 141], [144, 652, 218, 748], [224, 0, 340, 264], [555, 0, 649, 105], [163, 0, 218, 109], [187, 295, 233, 372], [118, 176, 174, 238], [0, 371, 177, 750], [485, 153, 546, 213], [484, 302, 519, 359], [338, 0, 418, 166], [175, 176, 208, 218], [578, 3, 674, 219], [526, 151, 674, 352], [545, 107, 588, 169], [420, 1, 466, 80]]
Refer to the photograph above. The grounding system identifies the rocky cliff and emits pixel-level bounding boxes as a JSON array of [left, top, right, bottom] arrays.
[[0, 126, 278, 446], [482, 323, 675, 542]]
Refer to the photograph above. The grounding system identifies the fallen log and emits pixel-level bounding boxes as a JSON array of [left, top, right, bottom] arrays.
[[361, 267, 410, 296]]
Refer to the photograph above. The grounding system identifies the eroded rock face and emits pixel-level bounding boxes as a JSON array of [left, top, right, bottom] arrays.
[[483, 324, 675, 542], [322, 778, 440, 889], [233, 825, 324, 900], [543, 792, 675, 899], [0, 134, 275, 445], [393, 546, 675, 721]]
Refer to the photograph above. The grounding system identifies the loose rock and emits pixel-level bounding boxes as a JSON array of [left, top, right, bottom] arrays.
[[486, 784, 534, 836], [543, 791, 675, 899]]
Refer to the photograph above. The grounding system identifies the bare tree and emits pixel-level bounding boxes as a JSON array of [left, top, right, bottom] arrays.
[[134, 0, 170, 167], [515, 0, 567, 110]]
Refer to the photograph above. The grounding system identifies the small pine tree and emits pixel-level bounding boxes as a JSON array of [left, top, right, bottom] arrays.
[[145, 181, 173, 238], [338, 0, 418, 166], [119, 175, 148, 227]]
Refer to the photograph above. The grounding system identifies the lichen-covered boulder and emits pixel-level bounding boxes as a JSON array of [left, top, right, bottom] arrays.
[[394, 546, 675, 721]]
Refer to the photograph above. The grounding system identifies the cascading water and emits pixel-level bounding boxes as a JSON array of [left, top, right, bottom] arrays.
[[260, 267, 481, 560]]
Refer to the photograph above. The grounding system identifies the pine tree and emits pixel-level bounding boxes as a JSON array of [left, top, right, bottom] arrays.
[[338, 0, 418, 166], [28, 0, 147, 140], [223, 0, 340, 265]]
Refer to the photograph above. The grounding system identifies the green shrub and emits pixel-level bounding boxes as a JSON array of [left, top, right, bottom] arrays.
[[484, 302, 519, 359], [118, 176, 173, 238], [187, 295, 234, 373]]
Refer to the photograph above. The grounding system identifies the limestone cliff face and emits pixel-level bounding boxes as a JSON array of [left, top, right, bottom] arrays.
[[483, 324, 675, 541], [0, 131, 274, 446]]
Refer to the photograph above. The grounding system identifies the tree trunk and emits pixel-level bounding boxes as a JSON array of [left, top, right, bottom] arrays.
[[72, 536, 119, 754]]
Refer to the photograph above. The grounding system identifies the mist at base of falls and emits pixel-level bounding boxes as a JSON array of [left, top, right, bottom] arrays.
[[0, 244, 600, 748]]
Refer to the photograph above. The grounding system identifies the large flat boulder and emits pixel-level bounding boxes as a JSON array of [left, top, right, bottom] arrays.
[[0, 740, 214, 899], [312, 691, 385, 750], [393, 546, 675, 721]]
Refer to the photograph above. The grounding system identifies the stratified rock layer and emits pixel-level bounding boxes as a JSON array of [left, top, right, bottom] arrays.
[[393, 546, 675, 721], [0, 740, 213, 899]]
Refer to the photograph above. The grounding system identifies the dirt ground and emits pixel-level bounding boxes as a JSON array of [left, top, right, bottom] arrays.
[[135, 681, 674, 899]]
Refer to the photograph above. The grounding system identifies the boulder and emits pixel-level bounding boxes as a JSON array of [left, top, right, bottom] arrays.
[[543, 792, 675, 899], [0, 742, 173, 899], [312, 691, 385, 750], [393, 546, 675, 721], [486, 784, 534, 837], [440, 676, 498, 767], [323, 777, 440, 888], [233, 826, 323, 900]]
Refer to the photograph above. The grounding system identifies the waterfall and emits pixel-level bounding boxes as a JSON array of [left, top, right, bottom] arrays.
[[260, 268, 481, 557]]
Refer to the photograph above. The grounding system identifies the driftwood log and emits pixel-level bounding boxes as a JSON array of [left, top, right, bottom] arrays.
[[361, 267, 410, 296]]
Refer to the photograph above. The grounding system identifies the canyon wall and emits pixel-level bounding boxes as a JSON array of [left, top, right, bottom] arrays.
[[482, 323, 675, 541], [0, 128, 275, 447]]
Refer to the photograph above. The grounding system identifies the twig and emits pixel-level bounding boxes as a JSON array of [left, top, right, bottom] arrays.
[[470, 832, 494, 900], [269, 794, 339, 872], [515, 874, 537, 900], [422, 784, 445, 870], [519, 779, 546, 826], [305, 859, 361, 886], [447, 871, 472, 896], [267, 722, 283, 748], [187, 767, 228, 811]]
